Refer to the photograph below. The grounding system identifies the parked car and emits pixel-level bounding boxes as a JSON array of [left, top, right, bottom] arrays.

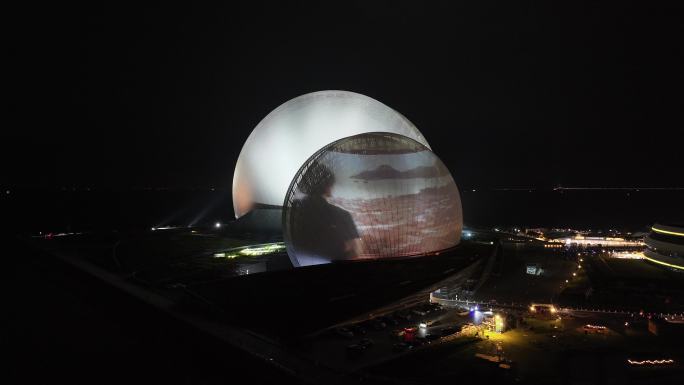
[[360, 319, 375, 328], [395, 311, 412, 321], [335, 327, 354, 339], [371, 319, 387, 330], [359, 338, 374, 348], [346, 344, 365, 357], [349, 324, 367, 335], [441, 325, 461, 336], [392, 342, 412, 352]]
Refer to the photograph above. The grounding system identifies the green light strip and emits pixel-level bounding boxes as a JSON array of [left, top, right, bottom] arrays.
[[652, 226, 684, 237], [213, 243, 286, 259], [642, 253, 684, 270]]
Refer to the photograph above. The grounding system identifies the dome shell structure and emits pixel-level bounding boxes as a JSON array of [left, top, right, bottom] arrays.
[[232, 91, 430, 218], [283, 132, 462, 267]]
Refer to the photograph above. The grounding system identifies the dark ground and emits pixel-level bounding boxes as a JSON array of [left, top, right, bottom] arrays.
[[3, 236, 300, 385], [2, 188, 681, 384]]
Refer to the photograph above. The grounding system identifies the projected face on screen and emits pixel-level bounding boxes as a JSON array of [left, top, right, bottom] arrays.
[[283, 133, 462, 267]]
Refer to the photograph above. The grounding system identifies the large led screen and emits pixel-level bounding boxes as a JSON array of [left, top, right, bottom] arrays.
[[283, 133, 462, 267], [232, 90, 430, 218]]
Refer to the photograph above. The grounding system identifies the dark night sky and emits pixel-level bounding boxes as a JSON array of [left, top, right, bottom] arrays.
[[6, 1, 683, 191]]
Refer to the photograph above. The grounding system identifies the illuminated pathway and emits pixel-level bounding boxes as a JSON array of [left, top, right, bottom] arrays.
[[429, 297, 684, 318]]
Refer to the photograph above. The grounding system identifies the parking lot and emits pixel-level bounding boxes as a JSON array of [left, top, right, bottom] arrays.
[[298, 302, 480, 371]]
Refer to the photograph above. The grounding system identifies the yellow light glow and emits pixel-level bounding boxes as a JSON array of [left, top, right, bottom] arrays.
[[494, 314, 504, 332], [651, 226, 684, 237], [641, 253, 684, 270]]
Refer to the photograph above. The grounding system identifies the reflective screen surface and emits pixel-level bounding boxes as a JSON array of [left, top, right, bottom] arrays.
[[283, 133, 462, 267], [232, 91, 429, 218]]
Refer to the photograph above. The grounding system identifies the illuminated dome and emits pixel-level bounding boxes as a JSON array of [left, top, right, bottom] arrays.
[[283, 132, 462, 267], [232, 91, 429, 218]]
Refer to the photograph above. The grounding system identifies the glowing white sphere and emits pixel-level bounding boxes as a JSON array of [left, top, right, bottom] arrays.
[[232, 90, 430, 218]]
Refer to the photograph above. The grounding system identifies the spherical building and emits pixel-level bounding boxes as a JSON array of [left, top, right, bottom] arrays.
[[224, 93, 476, 334], [283, 132, 462, 267], [644, 223, 684, 271], [232, 91, 430, 218]]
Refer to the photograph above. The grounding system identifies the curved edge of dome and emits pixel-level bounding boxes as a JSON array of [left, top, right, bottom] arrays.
[[231, 90, 431, 218]]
